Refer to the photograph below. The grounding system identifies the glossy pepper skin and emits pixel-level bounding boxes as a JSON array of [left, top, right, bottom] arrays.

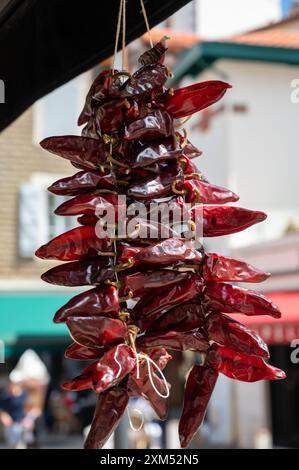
[[53, 285, 119, 323], [84, 383, 129, 449], [48, 169, 116, 196], [41, 257, 114, 287], [204, 312, 269, 358], [203, 282, 281, 318], [35, 225, 111, 261], [179, 366, 218, 448], [165, 81, 232, 119], [208, 345, 286, 382], [37, 37, 285, 449]]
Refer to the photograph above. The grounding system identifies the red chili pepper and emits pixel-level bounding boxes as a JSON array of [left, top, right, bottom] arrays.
[[35, 226, 111, 261], [65, 342, 106, 360], [53, 285, 119, 323], [147, 302, 205, 333], [78, 69, 114, 125], [121, 63, 169, 98], [205, 312, 269, 358], [165, 81, 231, 119], [204, 282, 281, 318], [40, 136, 107, 169], [54, 193, 120, 217], [124, 110, 174, 141], [121, 269, 189, 297], [135, 238, 204, 266], [179, 365, 218, 448], [66, 316, 127, 348], [190, 205, 267, 237], [128, 348, 172, 420], [41, 258, 114, 287], [181, 179, 239, 204], [137, 330, 209, 352], [203, 253, 270, 283], [84, 383, 129, 449], [95, 98, 129, 134], [127, 163, 183, 200], [77, 214, 99, 226], [48, 169, 116, 196], [138, 37, 168, 66], [132, 274, 204, 330], [208, 344, 286, 382], [115, 138, 182, 168], [62, 362, 96, 391]]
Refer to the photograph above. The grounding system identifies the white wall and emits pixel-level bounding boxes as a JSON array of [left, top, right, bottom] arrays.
[[187, 60, 299, 249], [197, 0, 282, 39]]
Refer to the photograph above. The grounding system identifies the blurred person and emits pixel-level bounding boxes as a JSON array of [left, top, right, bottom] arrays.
[[0, 379, 41, 448]]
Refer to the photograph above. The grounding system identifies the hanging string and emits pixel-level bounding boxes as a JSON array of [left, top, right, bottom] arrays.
[[112, 0, 124, 74], [122, 0, 127, 70], [140, 0, 153, 48]]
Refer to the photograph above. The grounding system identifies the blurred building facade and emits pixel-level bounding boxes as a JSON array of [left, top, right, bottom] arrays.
[[175, 10, 299, 448]]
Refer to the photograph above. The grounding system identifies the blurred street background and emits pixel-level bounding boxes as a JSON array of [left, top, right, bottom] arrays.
[[1, 0, 299, 449]]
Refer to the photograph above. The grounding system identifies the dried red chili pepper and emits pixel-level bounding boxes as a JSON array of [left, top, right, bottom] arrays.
[[65, 342, 106, 360], [180, 178, 239, 204], [35, 225, 111, 261], [66, 316, 127, 348], [48, 169, 116, 196], [121, 269, 189, 297], [204, 282, 281, 318], [54, 193, 120, 217], [41, 257, 114, 287], [40, 136, 107, 169], [121, 63, 169, 98], [84, 383, 129, 449], [202, 253, 270, 283], [165, 81, 231, 119], [179, 365, 218, 448], [138, 37, 168, 65], [128, 348, 172, 420], [53, 285, 119, 323], [190, 205, 267, 237], [127, 163, 183, 200], [207, 344, 286, 382], [132, 274, 204, 330], [116, 138, 182, 168], [147, 302, 205, 333], [134, 238, 204, 266], [125, 109, 174, 141], [137, 330, 209, 352], [205, 312, 269, 358]]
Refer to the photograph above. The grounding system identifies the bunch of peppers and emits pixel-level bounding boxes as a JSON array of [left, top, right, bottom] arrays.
[[36, 38, 285, 449]]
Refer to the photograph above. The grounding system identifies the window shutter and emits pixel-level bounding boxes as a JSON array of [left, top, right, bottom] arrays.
[[18, 183, 42, 258]]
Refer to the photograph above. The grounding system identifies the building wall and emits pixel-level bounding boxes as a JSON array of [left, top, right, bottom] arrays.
[[197, 0, 281, 39], [187, 59, 299, 249], [0, 108, 72, 281]]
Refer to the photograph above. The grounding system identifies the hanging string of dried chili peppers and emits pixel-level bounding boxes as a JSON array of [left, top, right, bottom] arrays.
[[36, 31, 285, 448]]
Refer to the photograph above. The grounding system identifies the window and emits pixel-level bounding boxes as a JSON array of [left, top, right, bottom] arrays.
[[19, 173, 77, 258], [32, 72, 91, 145]]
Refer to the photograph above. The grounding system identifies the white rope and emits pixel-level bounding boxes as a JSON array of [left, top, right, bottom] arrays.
[[138, 353, 170, 399], [127, 406, 144, 432], [140, 0, 153, 48]]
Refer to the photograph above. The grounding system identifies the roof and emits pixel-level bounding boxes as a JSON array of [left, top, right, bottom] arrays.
[[224, 29, 299, 49], [172, 14, 299, 82], [142, 27, 201, 49]]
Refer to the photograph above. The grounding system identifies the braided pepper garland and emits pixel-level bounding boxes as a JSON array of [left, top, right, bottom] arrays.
[[36, 39, 285, 449]]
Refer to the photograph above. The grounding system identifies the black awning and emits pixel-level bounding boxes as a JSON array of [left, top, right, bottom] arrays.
[[0, 0, 191, 132]]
